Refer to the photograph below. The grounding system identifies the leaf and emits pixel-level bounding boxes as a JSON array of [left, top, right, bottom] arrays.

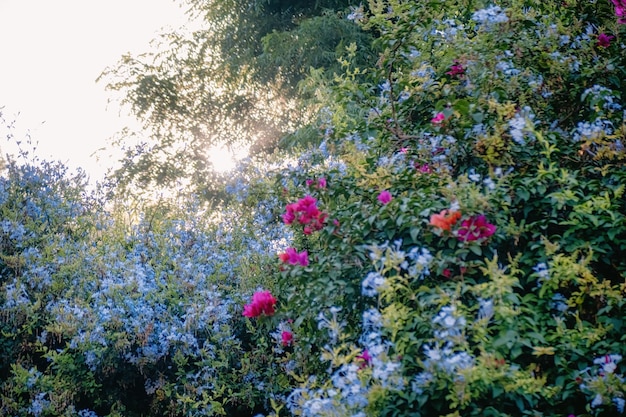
[[469, 244, 483, 256]]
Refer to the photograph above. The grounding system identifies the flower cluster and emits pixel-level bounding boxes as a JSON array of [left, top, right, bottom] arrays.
[[305, 177, 327, 189], [430, 209, 496, 242], [578, 354, 626, 414], [283, 195, 328, 234], [429, 209, 461, 231], [279, 247, 309, 266], [431, 112, 446, 124], [456, 215, 497, 242], [242, 290, 277, 318], [611, 0, 626, 24], [597, 33, 614, 48], [377, 190, 392, 205], [446, 61, 465, 77]]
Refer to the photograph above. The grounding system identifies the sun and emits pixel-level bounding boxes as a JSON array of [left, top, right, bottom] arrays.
[[208, 144, 249, 172]]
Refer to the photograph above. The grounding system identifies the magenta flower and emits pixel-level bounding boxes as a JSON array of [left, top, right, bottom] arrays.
[[416, 163, 432, 173], [456, 215, 497, 242], [279, 247, 309, 266], [431, 112, 446, 124], [597, 33, 614, 48], [281, 330, 294, 346], [377, 190, 392, 205], [611, 0, 626, 23], [356, 349, 372, 369], [446, 61, 465, 77], [305, 177, 327, 188], [282, 195, 327, 233], [243, 290, 277, 318]]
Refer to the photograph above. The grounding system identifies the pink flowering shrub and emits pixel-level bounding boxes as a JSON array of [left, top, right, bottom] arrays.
[[276, 1, 626, 416]]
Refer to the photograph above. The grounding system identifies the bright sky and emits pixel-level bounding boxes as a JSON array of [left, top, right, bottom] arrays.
[[0, 0, 235, 182]]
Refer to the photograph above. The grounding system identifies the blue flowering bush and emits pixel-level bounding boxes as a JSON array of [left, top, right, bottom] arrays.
[[0, 144, 297, 415]]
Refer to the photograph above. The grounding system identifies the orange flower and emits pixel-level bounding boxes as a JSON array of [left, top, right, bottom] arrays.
[[429, 209, 461, 231]]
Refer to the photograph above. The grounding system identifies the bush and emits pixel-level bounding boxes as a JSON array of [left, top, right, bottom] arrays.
[[1, 0, 625, 416]]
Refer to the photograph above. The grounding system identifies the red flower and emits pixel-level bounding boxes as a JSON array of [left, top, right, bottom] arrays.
[[242, 290, 277, 318], [597, 33, 614, 48], [456, 215, 496, 242], [281, 330, 294, 346], [430, 209, 461, 231]]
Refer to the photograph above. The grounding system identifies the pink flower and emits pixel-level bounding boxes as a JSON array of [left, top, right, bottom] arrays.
[[431, 112, 446, 124], [611, 0, 626, 23], [356, 349, 372, 369], [306, 177, 327, 188], [416, 163, 432, 173], [446, 61, 465, 77], [597, 33, 614, 48], [279, 247, 309, 266], [377, 190, 392, 205], [400, 147, 409, 153], [283, 195, 327, 233], [242, 290, 277, 318], [281, 330, 294, 346], [282, 203, 298, 224], [456, 215, 497, 242]]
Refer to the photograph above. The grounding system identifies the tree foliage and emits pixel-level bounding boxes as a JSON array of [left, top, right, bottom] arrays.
[[100, 0, 375, 196]]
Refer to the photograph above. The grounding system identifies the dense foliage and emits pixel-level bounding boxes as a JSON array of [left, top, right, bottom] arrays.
[[99, 0, 376, 196], [2, 0, 625, 416]]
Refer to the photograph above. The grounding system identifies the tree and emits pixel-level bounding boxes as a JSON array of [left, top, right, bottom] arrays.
[[99, 0, 375, 198]]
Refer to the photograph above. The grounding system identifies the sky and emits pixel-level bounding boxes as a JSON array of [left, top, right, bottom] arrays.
[[0, 0, 234, 181]]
